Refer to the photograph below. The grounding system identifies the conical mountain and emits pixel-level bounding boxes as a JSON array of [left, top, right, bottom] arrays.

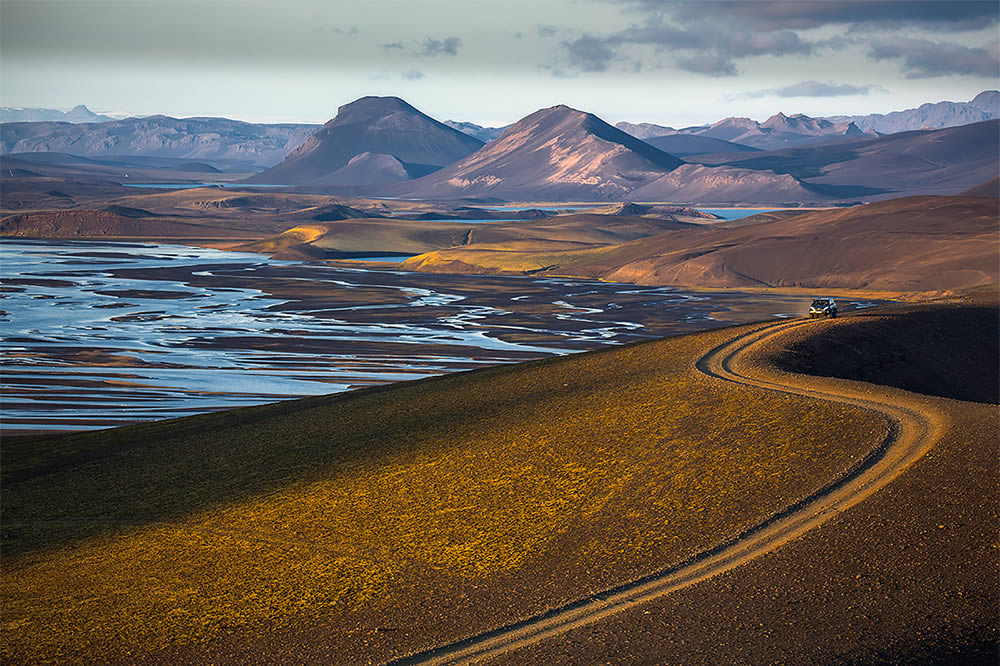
[[246, 96, 483, 185], [394, 105, 685, 200]]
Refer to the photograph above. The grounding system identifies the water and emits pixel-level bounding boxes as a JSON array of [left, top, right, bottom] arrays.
[[1, 240, 842, 432], [696, 208, 780, 221], [122, 183, 290, 189]]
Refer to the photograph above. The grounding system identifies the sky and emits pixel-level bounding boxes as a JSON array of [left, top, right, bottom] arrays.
[[2, 0, 999, 127]]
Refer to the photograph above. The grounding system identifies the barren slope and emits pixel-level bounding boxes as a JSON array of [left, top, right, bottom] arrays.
[[404, 195, 999, 293]]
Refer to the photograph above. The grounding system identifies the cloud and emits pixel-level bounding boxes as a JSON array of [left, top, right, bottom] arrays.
[[557, 17, 816, 75], [869, 37, 1000, 78], [382, 42, 404, 50], [537, 24, 557, 38], [743, 80, 883, 98], [402, 69, 424, 80], [675, 52, 738, 77], [563, 34, 617, 72], [632, 0, 999, 32], [418, 36, 462, 56]]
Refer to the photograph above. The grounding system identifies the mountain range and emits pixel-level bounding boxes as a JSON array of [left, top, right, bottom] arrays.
[[2, 92, 997, 204], [1, 116, 320, 169], [0, 104, 114, 124], [245, 97, 484, 185], [442, 121, 508, 143], [828, 90, 1000, 134], [616, 113, 869, 151], [614, 91, 1000, 149]]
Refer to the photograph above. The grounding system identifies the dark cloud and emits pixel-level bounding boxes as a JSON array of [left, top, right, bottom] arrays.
[[382, 42, 404, 50], [606, 19, 703, 50], [675, 52, 738, 77], [418, 36, 462, 56], [537, 24, 557, 38], [401, 69, 424, 80], [624, 1, 999, 32], [563, 34, 617, 72], [743, 80, 882, 98], [869, 38, 1000, 78], [558, 18, 816, 75]]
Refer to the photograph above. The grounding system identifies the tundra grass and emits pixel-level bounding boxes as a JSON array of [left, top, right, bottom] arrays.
[[1, 324, 886, 663]]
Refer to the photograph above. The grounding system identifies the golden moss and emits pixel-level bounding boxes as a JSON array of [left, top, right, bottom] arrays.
[[1, 325, 886, 662]]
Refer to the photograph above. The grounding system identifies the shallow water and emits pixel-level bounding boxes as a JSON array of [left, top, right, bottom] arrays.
[[0, 240, 865, 432], [696, 208, 780, 220]]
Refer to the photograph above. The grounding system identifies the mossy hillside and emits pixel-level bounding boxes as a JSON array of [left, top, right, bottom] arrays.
[[2, 324, 887, 663]]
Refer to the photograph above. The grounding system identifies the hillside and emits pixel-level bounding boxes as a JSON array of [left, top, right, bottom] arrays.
[[628, 163, 820, 204], [403, 195, 999, 293], [389, 105, 687, 201], [690, 120, 1000, 199], [3, 299, 993, 663], [0, 209, 256, 238], [644, 134, 760, 156], [238, 213, 693, 260], [246, 97, 483, 185]]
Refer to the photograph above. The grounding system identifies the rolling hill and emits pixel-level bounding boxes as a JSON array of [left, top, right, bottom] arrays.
[[403, 195, 999, 293], [246, 97, 483, 186]]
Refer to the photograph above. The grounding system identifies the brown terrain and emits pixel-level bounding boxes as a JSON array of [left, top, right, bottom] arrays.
[[2, 296, 994, 664], [485, 297, 998, 666], [403, 195, 1000, 295]]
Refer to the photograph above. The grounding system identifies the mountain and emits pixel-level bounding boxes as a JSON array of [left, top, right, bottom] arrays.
[[629, 164, 820, 204], [443, 121, 508, 143], [689, 120, 1000, 200], [643, 134, 760, 156], [618, 113, 868, 151], [311, 152, 439, 186], [826, 90, 1000, 134], [689, 113, 868, 150], [0, 104, 114, 123], [1, 116, 319, 169], [391, 105, 685, 201], [248, 97, 484, 185], [614, 121, 677, 139]]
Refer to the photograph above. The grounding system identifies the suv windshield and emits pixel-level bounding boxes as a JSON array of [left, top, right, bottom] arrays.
[[811, 299, 828, 307]]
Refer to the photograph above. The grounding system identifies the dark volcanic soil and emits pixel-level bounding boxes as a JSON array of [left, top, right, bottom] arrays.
[[772, 299, 999, 404], [493, 295, 999, 665]]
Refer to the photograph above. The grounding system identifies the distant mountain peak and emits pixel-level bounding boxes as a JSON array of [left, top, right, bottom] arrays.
[[327, 96, 422, 127], [246, 96, 483, 185]]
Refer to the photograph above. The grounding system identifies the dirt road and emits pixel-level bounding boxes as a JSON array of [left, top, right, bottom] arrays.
[[392, 319, 948, 665]]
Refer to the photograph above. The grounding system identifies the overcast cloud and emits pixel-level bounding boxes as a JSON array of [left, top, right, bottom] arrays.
[[1, 0, 997, 127]]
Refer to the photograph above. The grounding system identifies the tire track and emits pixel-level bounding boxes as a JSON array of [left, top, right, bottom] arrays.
[[390, 319, 947, 665]]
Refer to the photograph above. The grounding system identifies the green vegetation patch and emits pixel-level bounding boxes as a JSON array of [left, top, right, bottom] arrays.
[[2, 325, 887, 662]]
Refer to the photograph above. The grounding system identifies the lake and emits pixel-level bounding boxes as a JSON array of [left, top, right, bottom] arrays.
[[1, 240, 854, 433]]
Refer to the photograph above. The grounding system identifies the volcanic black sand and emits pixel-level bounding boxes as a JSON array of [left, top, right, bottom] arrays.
[[483, 296, 1000, 665]]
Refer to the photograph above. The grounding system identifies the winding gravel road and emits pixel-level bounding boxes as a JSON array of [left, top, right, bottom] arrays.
[[390, 318, 948, 665]]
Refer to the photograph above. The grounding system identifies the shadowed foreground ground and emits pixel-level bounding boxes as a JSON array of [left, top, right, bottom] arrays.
[[1, 297, 996, 664]]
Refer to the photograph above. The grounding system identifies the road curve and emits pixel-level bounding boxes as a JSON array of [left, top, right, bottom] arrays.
[[390, 319, 948, 666]]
